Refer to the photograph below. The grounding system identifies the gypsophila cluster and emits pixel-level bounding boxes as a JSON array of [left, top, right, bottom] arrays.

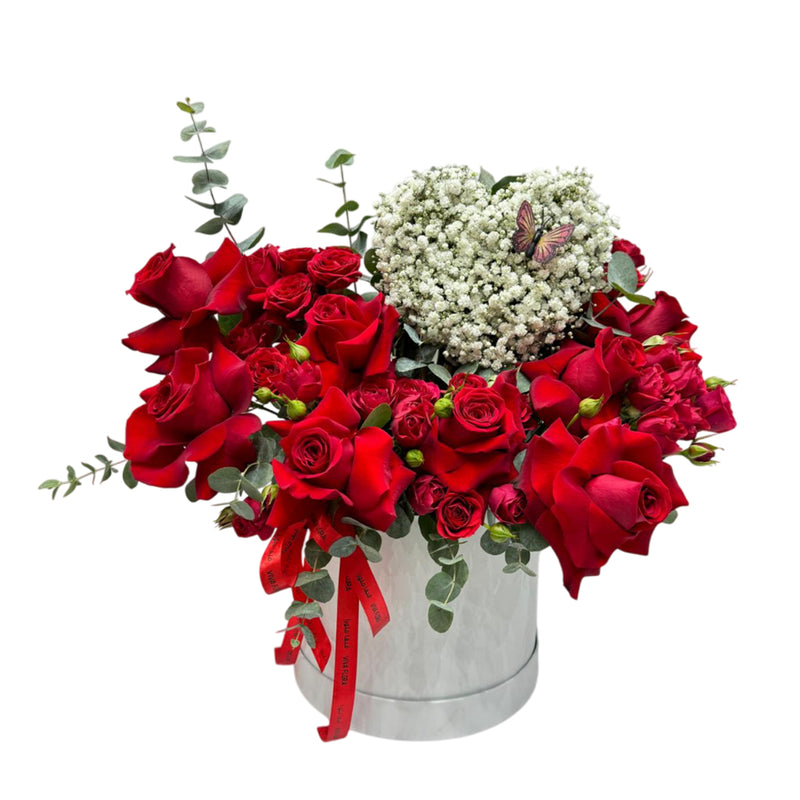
[[372, 166, 617, 369]]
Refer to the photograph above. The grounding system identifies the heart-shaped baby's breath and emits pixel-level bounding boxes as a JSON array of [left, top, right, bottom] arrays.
[[372, 166, 617, 370]]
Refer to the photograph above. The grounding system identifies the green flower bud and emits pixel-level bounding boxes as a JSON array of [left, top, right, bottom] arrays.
[[642, 335, 667, 348], [680, 442, 719, 465], [286, 399, 308, 420], [405, 449, 424, 468], [705, 376, 735, 390], [265, 483, 279, 503], [488, 523, 514, 543], [434, 397, 454, 418], [578, 395, 605, 418], [215, 506, 235, 529], [254, 387, 278, 403], [285, 338, 310, 364]]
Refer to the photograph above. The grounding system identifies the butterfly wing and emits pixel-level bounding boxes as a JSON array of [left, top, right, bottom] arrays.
[[512, 200, 537, 254], [533, 224, 575, 264]]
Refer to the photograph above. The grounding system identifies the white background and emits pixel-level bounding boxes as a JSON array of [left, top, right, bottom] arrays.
[[2, 2, 797, 798]]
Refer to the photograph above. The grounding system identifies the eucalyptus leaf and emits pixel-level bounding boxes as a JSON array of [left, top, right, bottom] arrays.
[[238, 227, 265, 252], [428, 602, 454, 633], [427, 363, 452, 384], [516, 369, 532, 393], [230, 499, 255, 521], [454, 362, 480, 375], [358, 544, 382, 563], [294, 570, 335, 603], [185, 196, 216, 209], [443, 558, 469, 587], [503, 563, 523, 574], [328, 537, 357, 558], [185, 479, 198, 503], [404, 324, 423, 344], [297, 623, 317, 650], [612, 285, 655, 306], [38, 479, 60, 490], [189, 101, 205, 113], [395, 357, 426, 374], [480, 529, 508, 555], [191, 169, 229, 194], [215, 193, 247, 224], [240, 477, 263, 503], [204, 140, 231, 159], [513, 450, 526, 472], [425, 572, 460, 603], [428, 537, 459, 566], [348, 214, 374, 236], [325, 149, 355, 169], [107, 437, 125, 453], [361, 403, 392, 430], [491, 175, 524, 195], [317, 178, 346, 188], [207, 467, 242, 493], [361, 290, 378, 301], [607, 251, 638, 294], [505, 548, 530, 566], [353, 231, 368, 255], [177, 101, 194, 113], [173, 154, 212, 163], [318, 222, 350, 236], [358, 529, 383, 553], [196, 217, 225, 235], [516, 524, 550, 551], [478, 167, 496, 191], [305, 539, 332, 569], [364, 248, 379, 274], [218, 312, 242, 336], [663, 509, 678, 524], [122, 461, 138, 489], [285, 600, 323, 621], [335, 200, 359, 217], [387, 501, 413, 539], [418, 514, 437, 541]]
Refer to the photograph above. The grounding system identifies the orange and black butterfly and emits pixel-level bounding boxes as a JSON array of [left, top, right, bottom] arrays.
[[512, 200, 575, 264]]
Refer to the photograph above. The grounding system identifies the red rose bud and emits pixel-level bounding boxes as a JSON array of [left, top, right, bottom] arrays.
[[434, 396, 454, 418], [285, 338, 310, 363], [680, 442, 719, 465], [405, 449, 424, 468], [216, 506, 235, 529], [286, 399, 308, 420], [488, 523, 514, 542], [578, 395, 605, 419]]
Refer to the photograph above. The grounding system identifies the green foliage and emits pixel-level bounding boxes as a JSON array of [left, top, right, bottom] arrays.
[[39, 440, 133, 498], [386, 498, 413, 539], [318, 148, 373, 255], [424, 536, 470, 633], [294, 569, 335, 603], [491, 175, 524, 195], [328, 537, 357, 558], [361, 403, 392, 430]]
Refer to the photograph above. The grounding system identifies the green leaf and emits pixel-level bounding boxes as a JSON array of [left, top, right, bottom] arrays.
[[480, 529, 508, 555], [503, 563, 523, 574], [238, 227, 265, 252], [516, 369, 532, 393], [81, 462, 96, 478], [428, 602, 454, 633], [352, 231, 368, 255], [491, 175, 524, 195], [516, 524, 549, 551], [358, 543, 382, 563], [318, 222, 350, 236], [177, 101, 194, 113], [205, 140, 231, 159], [418, 343, 439, 363], [63, 481, 80, 497], [325, 149, 355, 169], [443, 558, 469, 587], [328, 537, 357, 558], [173, 154, 212, 164], [364, 248, 379, 274], [215, 193, 247, 224], [240, 477, 263, 503], [207, 467, 242, 493], [428, 537, 459, 566], [185, 479, 198, 503], [185, 196, 216, 209], [95, 454, 110, 465], [285, 600, 323, 621], [663, 509, 678, 525], [191, 169, 229, 194], [427, 363, 452, 384], [67, 465, 77, 481], [218, 312, 242, 336], [361, 290, 378, 301], [317, 178, 346, 188], [425, 572, 460, 603], [513, 450, 526, 471], [305, 539, 332, 570], [295, 570, 335, 603], [335, 200, 359, 217], [478, 167, 495, 191], [395, 357, 426, 374], [297, 623, 317, 649], [196, 217, 225, 235], [180, 121, 215, 141], [361, 403, 392, 430], [230, 499, 255, 521], [107, 437, 125, 452], [418, 514, 436, 541], [387, 500, 413, 539], [190, 101, 205, 113], [505, 547, 531, 566], [607, 251, 638, 294], [348, 215, 374, 236], [454, 361, 480, 375], [38, 479, 60, 490], [403, 324, 423, 344], [122, 461, 138, 489], [612, 285, 655, 306]]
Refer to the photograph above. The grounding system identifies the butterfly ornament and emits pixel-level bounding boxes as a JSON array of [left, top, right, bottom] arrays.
[[512, 200, 575, 264]]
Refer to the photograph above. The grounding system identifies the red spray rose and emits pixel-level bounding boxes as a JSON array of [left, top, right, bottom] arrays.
[[436, 491, 485, 540], [124, 340, 261, 499], [245, 348, 289, 389], [392, 399, 435, 448], [520, 419, 688, 598], [278, 247, 317, 275], [232, 498, 275, 541], [488, 484, 528, 525], [306, 247, 362, 289], [348, 375, 396, 419], [407, 474, 447, 516], [268, 388, 414, 531], [392, 378, 441, 407]]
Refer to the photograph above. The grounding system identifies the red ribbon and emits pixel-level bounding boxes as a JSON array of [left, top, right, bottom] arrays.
[[262, 514, 390, 741]]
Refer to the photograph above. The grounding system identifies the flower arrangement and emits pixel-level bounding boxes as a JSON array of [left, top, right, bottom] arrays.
[[41, 100, 737, 741]]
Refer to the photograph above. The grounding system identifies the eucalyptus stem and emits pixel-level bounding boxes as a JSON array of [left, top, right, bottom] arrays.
[[339, 165, 353, 248], [190, 113, 239, 247]]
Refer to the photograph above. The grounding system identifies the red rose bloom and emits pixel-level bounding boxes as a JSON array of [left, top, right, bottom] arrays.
[[232, 498, 275, 541], [272, 360, 323, 404], [279, 247, 317, 275], [263, 273, 314, 322], [128, 245, 213, 319], [407, 474, 447, 515], [488, 484, 528, 525], [245, 347, 289, 389], [225, 312, 280, 358], [392, 378, 441, 407], [348, 375, 396, 419], [124, 341, 261, 499], [436, 491, 485, 540], [520, 419, 688, 598], [299, 293, 400, 392], [307, 247, 362, 290], [392, 399, 435, 448], [268, 388, 414, 531], [449, 373, 487, 392]]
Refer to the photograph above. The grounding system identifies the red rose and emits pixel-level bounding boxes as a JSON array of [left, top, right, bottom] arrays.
[[436, 491, 485, 540], [696, 386, 736, 433], [279, 247, 317, 275], [307, 247, 362, 290], [628, 291, 697, 344], [225, 312, 280, 358], [422, 382, 525, 492], [232, 498, 275, 541], [269, 388, 414, 531], [263, 273, 314, 322], [407, 474, 447, 515], [348, 375, 396, 419], [392, 378, 441, 407], [449, 373, 488, 392], [299, 293, 400, 392], [520, 419, 688, 598], [128, 245, 213, 319], [392, 399, 435, 448], [488, 484, 527, 525], [272, 360, 323, 404], [122, 316, 220, 374], [124, 341, 261, 499], [245, 347, 289, 389], [201, 245, 281, 317]]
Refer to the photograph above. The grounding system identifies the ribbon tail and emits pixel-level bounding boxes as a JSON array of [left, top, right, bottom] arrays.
[[317, 558, 359, 742]]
